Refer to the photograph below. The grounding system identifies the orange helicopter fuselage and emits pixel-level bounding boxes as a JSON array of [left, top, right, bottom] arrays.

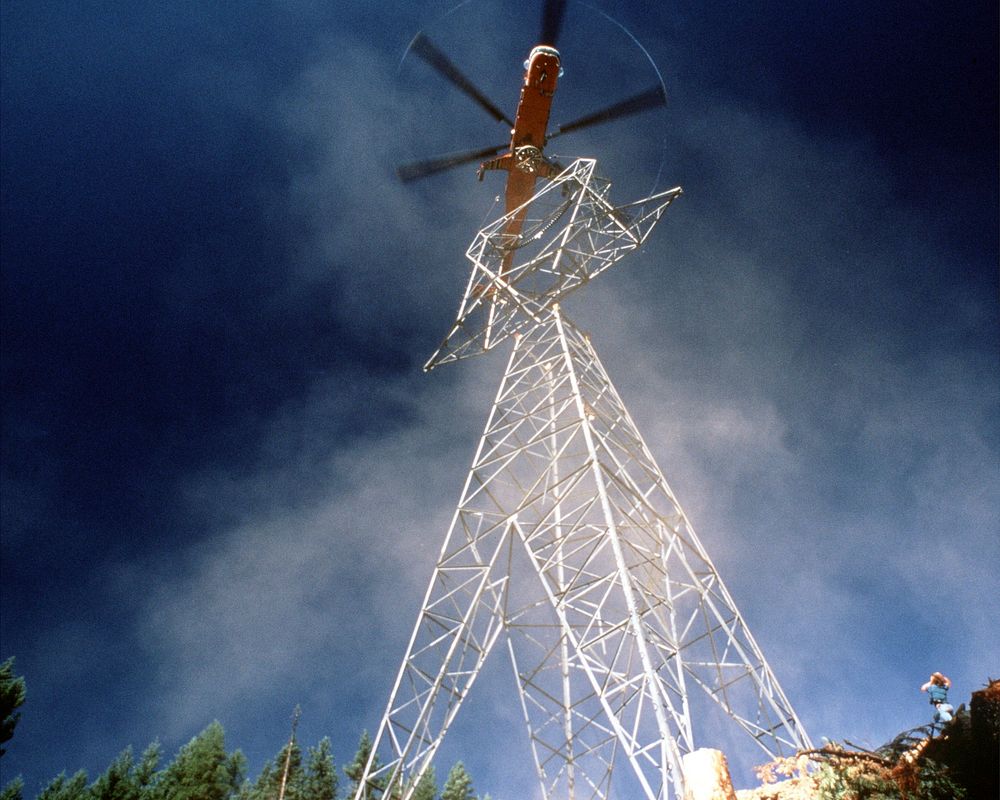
[[479, 46, 561, 273]]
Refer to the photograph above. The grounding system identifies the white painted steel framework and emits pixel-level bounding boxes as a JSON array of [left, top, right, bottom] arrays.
[[355, 161, 810, 800], [425, 159, 681, 371]]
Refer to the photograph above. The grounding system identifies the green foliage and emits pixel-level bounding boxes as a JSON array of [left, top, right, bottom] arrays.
[[0, 658, 27, 757], [243, 741, 303, 800], [26, 720, 483, 800], [134, 744, 163, 795], [409, 766, 436, 800], [25, 741, 162, 800], [154, 721, 245, 800], [911, 759, 967, 800], [302, 738, 338, 800], [36, 772, 88, 800], [814, 757, 966, 799], [440, 763, 473, 800], [89, 746, 142, 800], [275, 741, 304, 800], [343, 731, 383, 799], [241, 734, 338, 800], [0, 777, 23, 800], [814, 759, 899, 799]]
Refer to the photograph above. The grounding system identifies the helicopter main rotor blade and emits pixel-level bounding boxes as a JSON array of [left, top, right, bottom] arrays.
[[541, 0, 568, 45], [548, 85, 667, 140], [410, 33, 514, 128], [397, 143, 508, 183]]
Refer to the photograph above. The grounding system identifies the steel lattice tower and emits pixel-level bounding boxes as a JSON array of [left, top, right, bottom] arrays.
[[354, 160, 810, 800]]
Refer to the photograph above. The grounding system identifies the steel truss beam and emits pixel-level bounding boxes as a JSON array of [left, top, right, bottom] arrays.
[[356, 308, 810, 800]]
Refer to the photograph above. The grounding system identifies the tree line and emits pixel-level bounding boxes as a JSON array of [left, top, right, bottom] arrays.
[[1, 659, 487, 800]]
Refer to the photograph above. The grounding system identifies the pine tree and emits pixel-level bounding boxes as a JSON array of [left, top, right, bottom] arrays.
[[0, 658, 26, 757], [245, 742, 304, 800], [36, 771, 89, 800], [302, 738, 338, 800], [89, 746, 141, 800], [153, 721, 245, 800], [440, 764, 474, 800], [409, 766, 436, 800], [0, 777, 22, 800], [343, 732, 383, 800], [134, 743, 162, 796], [272, 741, 304, 800]]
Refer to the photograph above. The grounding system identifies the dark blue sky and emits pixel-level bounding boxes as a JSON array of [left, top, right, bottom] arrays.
[[2, 1, 997, 796]]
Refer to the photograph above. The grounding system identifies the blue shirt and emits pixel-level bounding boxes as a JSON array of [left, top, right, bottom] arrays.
[[928, 684, 948, 703]]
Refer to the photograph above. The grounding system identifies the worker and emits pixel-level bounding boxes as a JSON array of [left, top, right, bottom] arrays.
[[920, 672, 954, 725]]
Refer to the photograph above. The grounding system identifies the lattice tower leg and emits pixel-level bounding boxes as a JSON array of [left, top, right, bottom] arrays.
[[354, 306, 810, 800]]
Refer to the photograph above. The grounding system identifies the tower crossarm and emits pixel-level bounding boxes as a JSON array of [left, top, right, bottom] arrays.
[[425, 159, 681, 370]]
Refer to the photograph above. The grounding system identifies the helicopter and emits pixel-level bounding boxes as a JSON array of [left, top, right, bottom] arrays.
[[397, 0, 667, 275]]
